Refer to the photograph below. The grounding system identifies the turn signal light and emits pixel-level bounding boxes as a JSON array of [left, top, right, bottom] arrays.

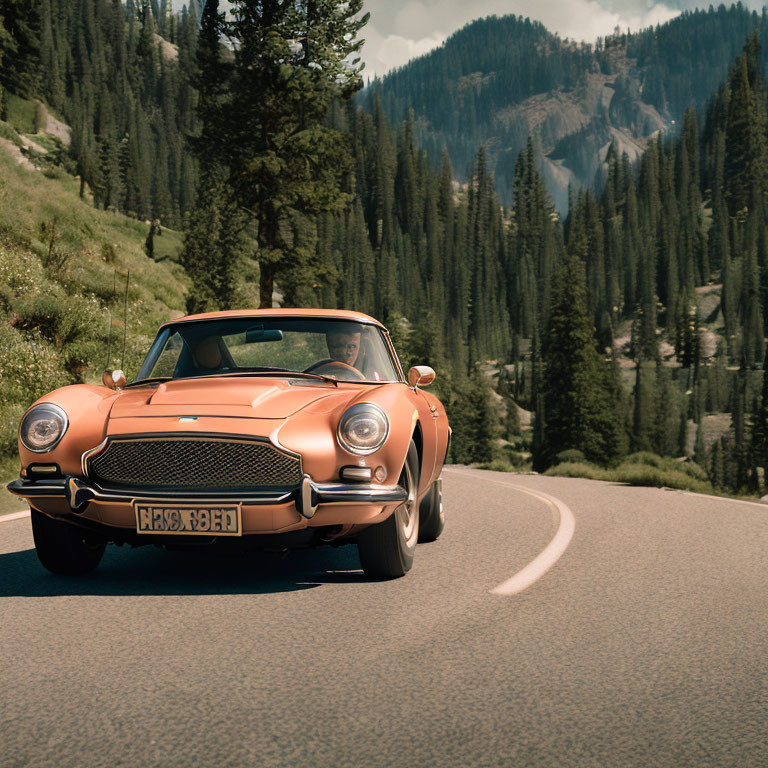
[[28, 463, 61, 476], [341, 466, 372, 482]]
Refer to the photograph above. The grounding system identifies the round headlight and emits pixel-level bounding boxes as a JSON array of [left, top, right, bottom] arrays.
[[20, 404, 69, 453], [337, 403, 389, 455]]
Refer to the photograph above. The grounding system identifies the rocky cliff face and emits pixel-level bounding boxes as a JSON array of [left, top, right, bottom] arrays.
[[473, 47, 669, 212]]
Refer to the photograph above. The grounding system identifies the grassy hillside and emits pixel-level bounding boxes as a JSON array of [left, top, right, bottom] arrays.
[[0, 138, 189, 478]]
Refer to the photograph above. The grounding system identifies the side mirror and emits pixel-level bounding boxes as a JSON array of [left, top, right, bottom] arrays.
[[102, 369, 127, 391], [408, 365, 436, 389]]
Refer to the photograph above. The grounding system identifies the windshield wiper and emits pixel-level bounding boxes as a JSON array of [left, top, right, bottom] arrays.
[[124, 377, 173, 388]]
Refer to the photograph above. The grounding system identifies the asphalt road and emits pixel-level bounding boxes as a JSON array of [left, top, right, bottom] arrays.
[[1, 468, 767, 768]]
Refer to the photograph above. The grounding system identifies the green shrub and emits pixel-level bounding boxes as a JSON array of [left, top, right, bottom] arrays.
[[676, 460, 708, 481], [12, 292, 100, 347], [0, 324, 67, 405], [481, 459, 517, 473], [622, 452, 709, 482], [612, 463, 712, 494], [499, 445, 531, 468], [544, 462, 608, 481], [0, 402, 24, 459], [42, 166, 67, 180], [554, 448, 586, 465], [545, 456, 715, 494], [622, 451, 666, 468]]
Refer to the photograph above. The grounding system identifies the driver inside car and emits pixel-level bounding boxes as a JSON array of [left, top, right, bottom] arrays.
[[326, 326, 362, 368]]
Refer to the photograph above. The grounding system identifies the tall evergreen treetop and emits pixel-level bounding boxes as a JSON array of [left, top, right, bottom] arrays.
[[723, 31, 768, 216], [207, 0, 369, 307]]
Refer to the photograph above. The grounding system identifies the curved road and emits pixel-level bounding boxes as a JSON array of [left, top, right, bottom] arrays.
[[1, 468, 767, 767]]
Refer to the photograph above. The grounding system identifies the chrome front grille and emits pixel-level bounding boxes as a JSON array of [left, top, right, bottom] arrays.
[[87, 436, 303, 490]]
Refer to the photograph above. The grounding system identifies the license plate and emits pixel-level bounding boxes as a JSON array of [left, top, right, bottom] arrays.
[[133, 501, 242, 536]]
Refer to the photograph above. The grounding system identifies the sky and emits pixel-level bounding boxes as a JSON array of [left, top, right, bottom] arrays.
[[217, 1, 765, 80], [358, 0, 680, 78]]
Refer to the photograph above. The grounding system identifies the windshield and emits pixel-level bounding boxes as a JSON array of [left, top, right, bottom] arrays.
[[134, 317, 401, 384]]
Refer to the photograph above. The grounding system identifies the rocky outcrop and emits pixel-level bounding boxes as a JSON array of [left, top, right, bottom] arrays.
[[490, 49, 668, 211]]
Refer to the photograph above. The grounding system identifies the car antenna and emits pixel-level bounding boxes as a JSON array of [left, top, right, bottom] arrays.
[[119, 270, 130, 373], [104, 269, 117, 371]]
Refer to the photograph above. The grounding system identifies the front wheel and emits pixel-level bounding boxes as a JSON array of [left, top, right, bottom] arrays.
[[357, 440, 419, 579], [31, 509, 106, 575], [418, 477, 444, 542]]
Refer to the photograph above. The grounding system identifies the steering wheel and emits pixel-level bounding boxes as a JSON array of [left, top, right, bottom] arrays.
[[303, 359, 367, 381]]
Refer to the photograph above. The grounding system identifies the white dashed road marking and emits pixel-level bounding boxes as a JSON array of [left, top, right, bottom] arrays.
[[0, 509, 30, 523]]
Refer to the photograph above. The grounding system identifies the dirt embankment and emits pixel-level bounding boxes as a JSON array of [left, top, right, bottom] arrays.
[[0, 138, 36, 169]]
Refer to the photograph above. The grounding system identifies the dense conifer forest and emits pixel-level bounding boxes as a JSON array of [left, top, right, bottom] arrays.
[[363, 5, 768, 209], [1, 0, 202, 228], [2, 1, 768, 496]]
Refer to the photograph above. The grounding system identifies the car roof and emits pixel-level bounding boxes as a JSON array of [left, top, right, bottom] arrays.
[[163, 308, 385, 329]]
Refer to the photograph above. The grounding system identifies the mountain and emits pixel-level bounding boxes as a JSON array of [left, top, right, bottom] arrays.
[[362, 5, 768, 211]]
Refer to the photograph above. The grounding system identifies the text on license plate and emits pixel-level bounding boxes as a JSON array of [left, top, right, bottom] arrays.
[[134, 502, 242, 536]]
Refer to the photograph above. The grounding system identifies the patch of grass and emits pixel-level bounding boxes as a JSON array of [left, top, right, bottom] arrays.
[[5, 94, 37, 134], [0, 120, 23, 147], [0, 455, 23, 516], [42, 165, 67, 180], [25, 132, 61, 153], [0, 150, 188, 320], [0, 489, 25, 516]]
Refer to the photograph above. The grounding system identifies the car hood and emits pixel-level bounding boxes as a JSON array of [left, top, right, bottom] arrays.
[[108, 377, 352, 420]]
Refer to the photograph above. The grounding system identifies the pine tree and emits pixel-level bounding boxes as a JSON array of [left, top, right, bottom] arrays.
[[694, 416, 706, 466], [723, 33, 768, 217], [539, 239, 625, 468], [181, 180, 246, 313], [0, 0, 41, 107], [204, 0, 369, 307], [750, 362, 768, 491]]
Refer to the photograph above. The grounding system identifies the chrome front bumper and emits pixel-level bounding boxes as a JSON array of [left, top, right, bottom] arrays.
[[6, 476, 408, 520]]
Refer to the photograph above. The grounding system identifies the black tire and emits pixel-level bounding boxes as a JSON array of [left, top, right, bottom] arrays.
[[358, 440, 420, 579], [31, 509, 106, 576], [418, 477, 444, 543]]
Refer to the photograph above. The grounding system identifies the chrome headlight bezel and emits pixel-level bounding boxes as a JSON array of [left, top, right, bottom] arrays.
[[337, 403, 390, 456], [19, 403, 69, 453]]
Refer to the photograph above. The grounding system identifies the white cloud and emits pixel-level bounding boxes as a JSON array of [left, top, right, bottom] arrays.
[[362, 27, 448, 80], [360, 0, 681, 78]]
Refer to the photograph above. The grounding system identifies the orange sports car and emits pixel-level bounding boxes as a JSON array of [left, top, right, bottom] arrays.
[[7, 309, 450, 579]]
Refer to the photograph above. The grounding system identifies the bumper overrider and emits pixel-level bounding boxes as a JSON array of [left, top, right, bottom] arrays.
[[6, 475, 408, 521]]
